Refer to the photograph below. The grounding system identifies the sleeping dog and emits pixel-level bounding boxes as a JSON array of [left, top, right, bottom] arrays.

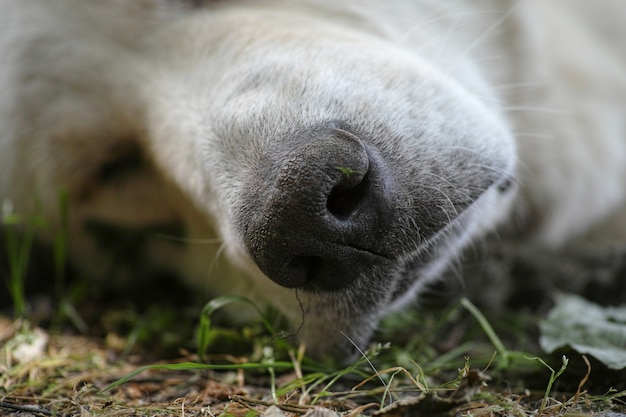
[[1, 0, 625, 360]]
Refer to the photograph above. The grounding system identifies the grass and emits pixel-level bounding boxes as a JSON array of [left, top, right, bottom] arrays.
[[3, 296, 626, 416], [2, 202, 626, 416], [2, 200, 45, 317]]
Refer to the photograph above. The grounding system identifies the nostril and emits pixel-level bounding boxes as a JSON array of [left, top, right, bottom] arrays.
[[286, 255, 324, 286], [327, 170, 370, 221]]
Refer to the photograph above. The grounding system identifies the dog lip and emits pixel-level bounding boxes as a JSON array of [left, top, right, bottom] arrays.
[[326, 242, 394, 262], [289, 242, 394, 292]]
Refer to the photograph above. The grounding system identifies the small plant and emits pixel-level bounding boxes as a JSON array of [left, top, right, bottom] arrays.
[[2, 191, 83, 331], [528, 354, 569, 415], [2, 200, 46, 318], [195, 295, 286, 362], [53, 191, 69, 304]]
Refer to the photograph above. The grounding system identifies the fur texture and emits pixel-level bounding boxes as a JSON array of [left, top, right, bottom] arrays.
[[1, 0, 625, 360]]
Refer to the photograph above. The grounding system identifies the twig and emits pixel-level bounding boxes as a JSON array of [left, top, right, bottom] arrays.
[[230, 395, 312, 414], [0, 400, 53, 416], [572, 355, 591, 405]]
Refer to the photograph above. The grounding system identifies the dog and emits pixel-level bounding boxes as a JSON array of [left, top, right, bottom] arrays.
[[1, 0, 625, 361]]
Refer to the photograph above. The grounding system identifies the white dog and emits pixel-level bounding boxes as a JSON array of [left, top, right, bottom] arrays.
[[1, 0, 625, 360]]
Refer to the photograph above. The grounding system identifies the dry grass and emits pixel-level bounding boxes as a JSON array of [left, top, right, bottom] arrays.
[[2, 297, 626, 417]]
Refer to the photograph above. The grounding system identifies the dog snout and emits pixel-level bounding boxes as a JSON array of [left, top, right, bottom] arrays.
[[245, 127, 393, 291]]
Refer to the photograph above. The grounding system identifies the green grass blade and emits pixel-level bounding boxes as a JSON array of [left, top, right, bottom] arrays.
[[54, 190, 69, 298], [101, 361, 296, 393], [460, 297, 510, 368], [196, 295, 277, 361]]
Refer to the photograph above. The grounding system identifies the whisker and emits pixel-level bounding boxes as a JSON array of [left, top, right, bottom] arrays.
[[503, 105, 572, 115], [513, 131, 555, 139], [399, 10, 492, 43], [206, 241, 228, 278], [420, 182, 460, 221], [155, 234, 223, 245], [445, 3, 522, 76], [421, 172, 473, 205], [492, 80, 546, 90], [339, 330, 390, 405], [466, 163, 522, 187]]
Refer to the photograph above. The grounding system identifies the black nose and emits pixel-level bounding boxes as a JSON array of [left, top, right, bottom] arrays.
[[245, 128, 392, 291]]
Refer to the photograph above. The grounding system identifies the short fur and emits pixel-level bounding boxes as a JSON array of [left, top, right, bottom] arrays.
[[1, 0, 625, 360]]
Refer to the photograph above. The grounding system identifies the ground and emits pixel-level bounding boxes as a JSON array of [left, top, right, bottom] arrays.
[[2, 283, 626, 417]]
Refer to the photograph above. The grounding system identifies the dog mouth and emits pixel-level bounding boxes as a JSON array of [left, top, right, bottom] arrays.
[[291, 203, 493, 361], [287, 244, 393, 292]]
